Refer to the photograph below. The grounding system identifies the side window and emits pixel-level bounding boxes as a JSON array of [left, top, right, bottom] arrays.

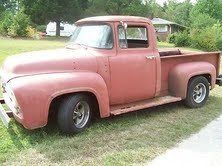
[[118, 26, 149, 49]]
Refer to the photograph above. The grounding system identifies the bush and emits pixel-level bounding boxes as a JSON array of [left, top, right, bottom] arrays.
[[26, 26, 37, 38], [167, 33, 177, 44], [190, 24, 222, 51], [0, 12, 14, 36], [8, 11, 31, 37], [36, 25, 47, 32], [173, 31, 191, 47]]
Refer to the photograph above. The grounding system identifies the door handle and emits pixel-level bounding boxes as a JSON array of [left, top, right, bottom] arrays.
[[146, 55, 155, 60]]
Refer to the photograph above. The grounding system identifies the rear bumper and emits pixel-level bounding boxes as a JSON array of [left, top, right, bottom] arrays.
[[0, 99, 13, 127], [216, 75, 222, 86]]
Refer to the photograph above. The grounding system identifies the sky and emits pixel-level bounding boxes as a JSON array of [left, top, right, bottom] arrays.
[[156, 0, 196, 6]]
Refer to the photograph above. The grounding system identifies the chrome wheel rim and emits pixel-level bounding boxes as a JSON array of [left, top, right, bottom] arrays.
[[193, 83, 207, 103], [73, 101, 90, 128]]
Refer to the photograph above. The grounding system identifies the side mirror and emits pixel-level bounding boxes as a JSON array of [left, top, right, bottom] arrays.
[[120, 21, 128, 30]]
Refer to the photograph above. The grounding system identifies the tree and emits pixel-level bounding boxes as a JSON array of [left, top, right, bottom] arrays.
[[144, 0, 165, 18], [191, 0, 222, 22], [22, 0, 82, 36], [0, 0, 7, 16], [190, 13, 218, 29], [85, 0, 164, 18], [0, 0, 18, 18], [163, 0, 193, 26], [84, 0, 107, 16]]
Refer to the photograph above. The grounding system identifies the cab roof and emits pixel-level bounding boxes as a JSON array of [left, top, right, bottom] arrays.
[[76, 16, 152, 24]]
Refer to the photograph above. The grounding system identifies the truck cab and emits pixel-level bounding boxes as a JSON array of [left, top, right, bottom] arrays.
[[0, 16, 221, 134]]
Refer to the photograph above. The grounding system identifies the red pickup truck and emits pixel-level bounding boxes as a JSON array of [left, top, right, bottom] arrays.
[[0, 16, 222, 134]]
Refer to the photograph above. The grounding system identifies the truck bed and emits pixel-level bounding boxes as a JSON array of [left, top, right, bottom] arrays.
[[159, 49, 221, 95]]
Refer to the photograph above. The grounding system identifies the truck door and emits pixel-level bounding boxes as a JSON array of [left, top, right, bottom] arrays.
[[109, 23, 157, 105]]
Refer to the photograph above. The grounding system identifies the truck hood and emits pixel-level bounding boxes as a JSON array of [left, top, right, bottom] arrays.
[[0, 48, 98, 82]]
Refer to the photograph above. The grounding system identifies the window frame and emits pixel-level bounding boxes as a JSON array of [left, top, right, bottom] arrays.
[[117, 25, 149, 49]]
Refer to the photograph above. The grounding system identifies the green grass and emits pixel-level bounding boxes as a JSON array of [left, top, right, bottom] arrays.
[[0, 38, 222, 165], [157, 42, 201, 52], [157, 42, 175, 48], [0, 37, 65, 64]]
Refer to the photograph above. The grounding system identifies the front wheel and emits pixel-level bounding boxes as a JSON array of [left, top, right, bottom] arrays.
[[185, 76, 210, 108], [57, 94, 93, 134]]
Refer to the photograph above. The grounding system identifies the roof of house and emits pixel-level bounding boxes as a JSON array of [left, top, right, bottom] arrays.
[[151, 18, 186, 28]]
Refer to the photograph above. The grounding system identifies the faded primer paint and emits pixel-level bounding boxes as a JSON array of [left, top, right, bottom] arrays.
[[0, 16, 221, 130]]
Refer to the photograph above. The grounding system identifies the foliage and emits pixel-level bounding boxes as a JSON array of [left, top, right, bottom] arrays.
[[122, 1, 149, 16], [170, 23, 222, 51], [84, 0, 165, 19], [173, 31, 191, 47], [0, 0, 19, 17], [36, 25, 47, 32], [191, 0, 222, 22], [26, 26, 37, 38], [190, 13, 218, 29], [0, 11, 14, 35], [84, 0, 107, 16], [7, 11, 31, 37], [84, 0, 152, 17], [190, 24, 222, 51], [162, 0, 193, 27], [22, 0, 80, 24], [167, 33, 177, 44], [188, 0, 222, 51], [21, 0, 81, 36], [0, 11, 31, 37]]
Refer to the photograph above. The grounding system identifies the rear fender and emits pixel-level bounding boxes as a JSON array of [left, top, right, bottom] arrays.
[[169, 62, 216, 99]]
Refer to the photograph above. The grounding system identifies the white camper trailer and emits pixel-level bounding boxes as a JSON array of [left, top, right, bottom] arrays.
[[46, 22, 76, 37]]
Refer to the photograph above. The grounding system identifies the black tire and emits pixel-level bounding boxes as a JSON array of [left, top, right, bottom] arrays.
[[185, 76, 210, 108], [57, 94, 93, 134]]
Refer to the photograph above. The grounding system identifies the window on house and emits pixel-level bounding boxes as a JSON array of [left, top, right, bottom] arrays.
[[155, 25, 168, 33], [60, 26, 65, 31]]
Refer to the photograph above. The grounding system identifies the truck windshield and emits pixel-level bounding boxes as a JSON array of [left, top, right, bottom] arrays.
[[69, 24, 113, 49]]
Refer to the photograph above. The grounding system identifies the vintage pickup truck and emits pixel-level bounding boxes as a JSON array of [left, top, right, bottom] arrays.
[[0, 16, 222, 134]]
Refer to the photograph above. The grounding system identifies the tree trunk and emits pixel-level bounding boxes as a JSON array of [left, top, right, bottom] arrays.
[[56, 21, 60, 36]]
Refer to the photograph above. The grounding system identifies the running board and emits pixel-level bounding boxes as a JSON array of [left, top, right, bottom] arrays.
[[110, 96, 182, 116]]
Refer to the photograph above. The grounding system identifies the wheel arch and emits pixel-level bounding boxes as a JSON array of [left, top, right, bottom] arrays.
[[189, 74, 211, 86], [169, 62, 216, 99], [48, 91, 100, 122], [48, 89, 110, 122]]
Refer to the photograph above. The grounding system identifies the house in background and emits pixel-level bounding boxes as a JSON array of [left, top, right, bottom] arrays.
[[46, 22, 76, 37], [151, 18, 186, 41]]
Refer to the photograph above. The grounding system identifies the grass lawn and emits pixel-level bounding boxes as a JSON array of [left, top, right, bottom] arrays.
[[158, 42, 202, 52], [157, 42, 175, 48], [0, 37, 65, 64], [0, 38, 222, 165]]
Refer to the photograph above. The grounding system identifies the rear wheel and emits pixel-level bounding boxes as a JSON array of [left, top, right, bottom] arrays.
[[185, 76, 209, 108], [57, 94, 93, 134]]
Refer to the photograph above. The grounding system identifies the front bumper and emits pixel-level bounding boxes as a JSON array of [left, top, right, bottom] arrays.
[[0, 99, 13, 127]]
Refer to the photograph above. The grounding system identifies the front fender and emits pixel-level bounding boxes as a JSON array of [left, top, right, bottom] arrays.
[[169, 62, 216, 99], [9, 72, 110, 129]]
